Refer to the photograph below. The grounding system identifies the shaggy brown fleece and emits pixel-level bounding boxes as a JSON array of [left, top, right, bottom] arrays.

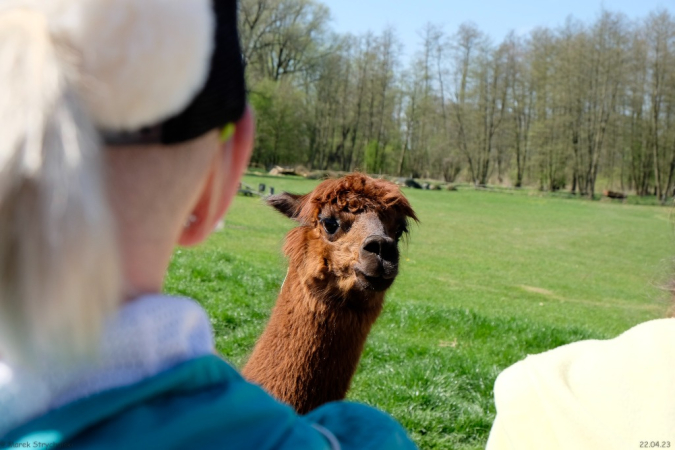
[[242, 174, 417, 414]]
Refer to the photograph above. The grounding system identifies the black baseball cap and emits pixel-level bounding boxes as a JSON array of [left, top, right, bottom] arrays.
[[102, 0, 246, 146]]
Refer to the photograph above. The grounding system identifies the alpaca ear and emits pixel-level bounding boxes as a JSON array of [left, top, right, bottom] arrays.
[[267, 193, 303, 220]]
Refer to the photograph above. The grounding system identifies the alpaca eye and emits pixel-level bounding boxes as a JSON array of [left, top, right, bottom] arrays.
[[321, 218, 340, 235], [395, 225, 408, 240]]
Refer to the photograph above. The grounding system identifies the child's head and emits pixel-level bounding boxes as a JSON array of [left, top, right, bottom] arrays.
[[0, 0, 252, 367]]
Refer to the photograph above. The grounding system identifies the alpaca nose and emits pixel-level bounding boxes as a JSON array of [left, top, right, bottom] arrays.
[[361, 235, 398, 264]]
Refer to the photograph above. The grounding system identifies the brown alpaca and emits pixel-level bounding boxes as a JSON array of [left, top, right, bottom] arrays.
[[242, 173, 417, 414]]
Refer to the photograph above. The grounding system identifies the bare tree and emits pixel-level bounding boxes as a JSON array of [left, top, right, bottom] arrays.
[[240, 0, 329, 82]]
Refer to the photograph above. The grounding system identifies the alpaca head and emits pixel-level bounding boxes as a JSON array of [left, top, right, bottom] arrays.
[[268, 174, 417, 307]]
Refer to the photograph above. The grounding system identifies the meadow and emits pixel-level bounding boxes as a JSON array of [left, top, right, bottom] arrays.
[[165, 174, 674, 449]]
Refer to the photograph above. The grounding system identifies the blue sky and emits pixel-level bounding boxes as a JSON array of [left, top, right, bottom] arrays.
[[322, 0, 672, 60]]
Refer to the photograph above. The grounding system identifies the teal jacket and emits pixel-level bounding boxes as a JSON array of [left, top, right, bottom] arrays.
[[2, 355, 416, 449]]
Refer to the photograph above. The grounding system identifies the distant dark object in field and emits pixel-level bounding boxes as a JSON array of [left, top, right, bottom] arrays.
[[238, 182, 257, 197], [446, 185, 457, 191], [401, 178, 422, 189], [393, 178, 452, 190], [603, 190, 627, 200], [306, 170, 347, 180], [256, 183, 274, 195]]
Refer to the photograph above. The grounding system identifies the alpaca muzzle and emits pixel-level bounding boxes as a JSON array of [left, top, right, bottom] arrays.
[[355, 235, 399, 290]]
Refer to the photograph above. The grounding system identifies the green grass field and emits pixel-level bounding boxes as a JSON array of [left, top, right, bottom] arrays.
[[164, 174, 674, 449]]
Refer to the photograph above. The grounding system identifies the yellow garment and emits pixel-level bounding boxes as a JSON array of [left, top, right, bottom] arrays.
[[487, 319, 675, 450]]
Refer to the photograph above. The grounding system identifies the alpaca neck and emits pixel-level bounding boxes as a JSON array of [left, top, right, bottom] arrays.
[[242, 267, 384, 414]]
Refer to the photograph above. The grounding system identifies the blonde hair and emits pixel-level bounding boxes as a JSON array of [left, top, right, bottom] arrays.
[[0, 7, 120, 366]]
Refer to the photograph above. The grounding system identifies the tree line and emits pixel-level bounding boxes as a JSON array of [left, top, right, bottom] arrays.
[[239, 0, 675, 201]]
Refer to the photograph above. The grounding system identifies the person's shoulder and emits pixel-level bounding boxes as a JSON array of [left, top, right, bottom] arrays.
[[545, 318, 675, 380], [499, 318, 675, 383], [4, 356, 293, 448], [306, 401, 417, 450], [490, 319, 675, 449], [6, 355, 417, 449], [614, 317, 675, 344]]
